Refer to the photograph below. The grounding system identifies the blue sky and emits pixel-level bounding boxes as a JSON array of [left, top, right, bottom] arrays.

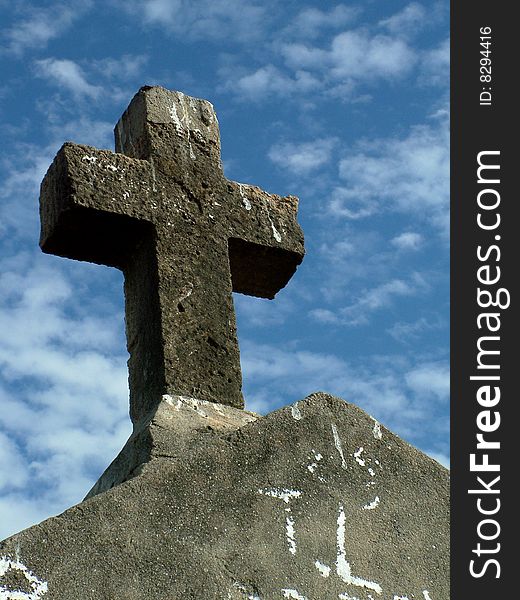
[[0, 0, 449, 540]]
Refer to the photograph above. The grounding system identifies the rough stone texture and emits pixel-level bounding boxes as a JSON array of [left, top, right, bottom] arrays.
[[0, 393, 449, 599], [39, 86, 305, 425]]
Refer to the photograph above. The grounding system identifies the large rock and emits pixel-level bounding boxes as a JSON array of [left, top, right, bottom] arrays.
[[0, 393, 449, 599]]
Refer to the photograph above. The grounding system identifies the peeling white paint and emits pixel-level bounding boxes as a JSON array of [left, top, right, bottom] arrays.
[[281, 590, 307, 600], [336, 506, 383, 595], [291, 403, 302, 420], [368, 468, 375, 477], [0, 556, 48, 599], [286, 516, 296, 555], [106, 164, 118, 172], [353, 447, 365, 467], [271, 223, 282, 242], [238, 184, 252, 210], [362, 496, 380, 510], [169, 94, 196, 159], [339, 594, 360, 600], [307, 450, 323, 474], [258, 488, 301, 503], [331, 424, 348, 470], [393, 596, 410, 600], [423, 592, 432, 600], [169, 102, 184, 132], [82, 155, 97, 163], [314, 560, 331, 578], [372, 419, 383, 440], [162, 394, 211, 417], [150, 156, 157, 192]]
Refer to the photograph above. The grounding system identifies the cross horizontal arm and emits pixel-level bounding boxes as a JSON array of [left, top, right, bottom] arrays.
[[224, 181, 304, 299], [40, 142, 154, 269]]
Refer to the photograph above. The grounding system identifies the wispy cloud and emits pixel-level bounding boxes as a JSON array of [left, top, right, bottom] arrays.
[[387, 315, 445, 344], [310, 274, 426, 327], [226, 64, 320, 101], [391, 232, 423, 250], [331, 114, 449, 234], [283, 5, 359, 39], [405, 361, 449, 402], [2, 1, 92, 54], [123, 0, 266, 42], [35, 58, 102, 99], [420, 38, 450, 86], [379, 2, 427, 36], [268, 137, 337, 175], [0, 255, 130, 539]]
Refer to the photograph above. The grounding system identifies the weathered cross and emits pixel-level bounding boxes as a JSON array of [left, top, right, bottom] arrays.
[[40, 86, 304, 425]]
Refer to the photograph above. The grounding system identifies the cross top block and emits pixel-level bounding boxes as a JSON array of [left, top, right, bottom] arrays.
[[39, 86, 305, 425]]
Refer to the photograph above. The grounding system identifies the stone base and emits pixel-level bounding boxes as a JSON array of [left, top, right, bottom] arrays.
[[0, 393, 449, 599]]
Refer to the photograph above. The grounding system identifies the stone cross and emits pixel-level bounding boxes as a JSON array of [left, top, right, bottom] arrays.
[[39, 86, 304, 425]]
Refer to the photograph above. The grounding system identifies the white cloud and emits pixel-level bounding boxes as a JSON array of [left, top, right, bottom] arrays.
[[330, 31, 416, 80], [0, 256, 130, 540], [391, 232, 423, 250], [268, 138, 337, 175], [387, 315, 445, 343], [310, 274, 427, 327], [284, 5, 359, 39], [332, 115, 449, 233], [420, 38, 449, 86], [280, 29, 416, 83], [339, 278, 418, 326], [90, 54, 149, 81], [124, 0, 266, 42], [379, 3, 427, 36], [405, 361, 449, 402], [35, 58, 102, 99], [229, 64, 320, 100], [3, 1, 92, 54]]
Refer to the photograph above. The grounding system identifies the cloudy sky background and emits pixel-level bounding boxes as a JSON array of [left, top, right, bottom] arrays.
[[0, 0, 449, 540]]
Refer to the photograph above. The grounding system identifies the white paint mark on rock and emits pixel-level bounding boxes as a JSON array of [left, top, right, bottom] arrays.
[[291, 403, 302, 420], [169, 102, 184, 132], [258, 488, 302, 504], [281, 589, 307, 600], [331, 424, 348, 470], [238, 184, 252, 210], [271, 222, 282, 242], [393, 596, 410, 600], [353, 447, 366, 467], [307, 450, 323, 474], [339, 594, 360, 600], [423, 592, 433, 600], [362, 496, 380, 510], [286, 516, 297, 555], [0, 556, 48, 599], [106, 164, 118, 172], [314, 560, 331, 577], [336, 505, 383, 595], [162, 394, 211, 417], [150, 156, 158, 192], [372, 419, 383, 440], [368, 468, 375, 477], [82, 155, 97, 163]]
